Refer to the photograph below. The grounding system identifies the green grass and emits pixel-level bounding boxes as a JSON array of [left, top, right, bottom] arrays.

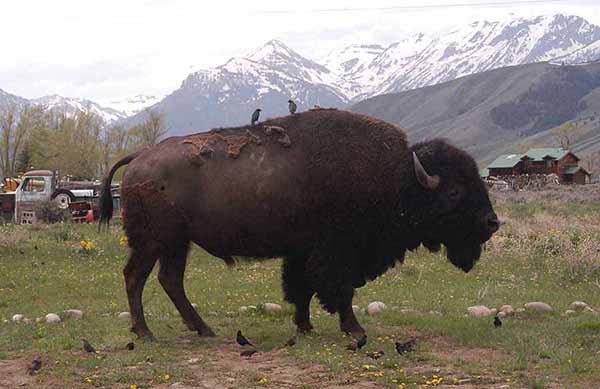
[[0, 201, 599, 387]]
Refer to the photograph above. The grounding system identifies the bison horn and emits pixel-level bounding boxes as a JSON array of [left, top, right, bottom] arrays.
[[413, 152, 440, 190]]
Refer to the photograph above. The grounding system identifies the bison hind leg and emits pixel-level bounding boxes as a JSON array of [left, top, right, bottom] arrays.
[[158, 243, 216, 337], [123, 244, 160, 341]]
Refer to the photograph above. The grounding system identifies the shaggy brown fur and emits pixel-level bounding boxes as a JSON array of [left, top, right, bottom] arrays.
[[99, 109, 498, 340]]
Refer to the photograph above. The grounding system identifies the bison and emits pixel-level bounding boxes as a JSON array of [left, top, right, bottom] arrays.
[[99, 109, 499, 340]]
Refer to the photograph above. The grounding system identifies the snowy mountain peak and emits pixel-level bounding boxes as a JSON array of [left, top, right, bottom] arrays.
[[105, 94, 162, 116], [247, 39, 298, 63], [31, 95, 127, 124]]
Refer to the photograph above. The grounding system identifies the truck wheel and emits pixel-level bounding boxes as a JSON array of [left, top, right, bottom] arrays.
[[51, 189, 75, 209]]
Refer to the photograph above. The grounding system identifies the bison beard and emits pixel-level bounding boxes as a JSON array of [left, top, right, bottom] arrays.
[[446, 244, 482, 272], [99, 109, 498, 341]]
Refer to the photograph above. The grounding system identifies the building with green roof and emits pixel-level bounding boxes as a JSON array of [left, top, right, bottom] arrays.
[[486, 148, 590, 184]]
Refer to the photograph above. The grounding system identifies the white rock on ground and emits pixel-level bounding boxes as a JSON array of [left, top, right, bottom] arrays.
[[500, 305, 515, 316], [12, 314, 24, 322], [12, 313, 25, 322], [569, 301, 589, 311], [467, 305, 493, 317], [191, 303, 197, 309], [562, 309, 577, 318], [367, 302, 386, 316], [64, 309, 83, 320], [118, 312, 131, 319], [239, 306, 248, 313], [524, 302, 553, 313], [583, 306, 598, 315], [264, 303, 283, 313], [45, 313, 61, 323], [352, 305, 360, 314]]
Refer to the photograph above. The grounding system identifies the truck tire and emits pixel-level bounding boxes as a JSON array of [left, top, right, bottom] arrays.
[[51, 189, 75, 209]]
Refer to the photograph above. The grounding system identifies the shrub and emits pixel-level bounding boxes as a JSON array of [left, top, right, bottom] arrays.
[[35, 200, 69, 224]]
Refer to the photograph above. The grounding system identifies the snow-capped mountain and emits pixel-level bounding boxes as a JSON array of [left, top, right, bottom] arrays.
[[125, 40, 349, 135], [105, 94, 162, 116], [0, 89, 128, 125], [136, 13, 600, 136], [0, 88, 28, 113], [31, 95, 127, 124], [351, 14, 600, 97]]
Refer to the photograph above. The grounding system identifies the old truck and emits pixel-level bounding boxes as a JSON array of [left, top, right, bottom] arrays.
[[0, 170, 118, 224]]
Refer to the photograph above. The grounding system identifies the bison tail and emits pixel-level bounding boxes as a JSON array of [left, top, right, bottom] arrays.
[[98, 149, 144, 228]]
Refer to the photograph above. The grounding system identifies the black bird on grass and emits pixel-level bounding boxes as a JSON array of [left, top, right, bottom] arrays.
[[240, 349, 258, 358], [288, 100, 297, 115], [126, 342, 135, 350], [346, 334, 367, 351], [395, 338, 417, 354], [236, 330, 253, 347], [251, 109, 261, 126], [27, 357, 42, 375], [284, 336, 296, 347], [494, 315, 502, 328], [81, 338, 96, 353]]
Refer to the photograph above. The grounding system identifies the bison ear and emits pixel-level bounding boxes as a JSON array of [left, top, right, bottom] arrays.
[[413, 152, 440, 190]]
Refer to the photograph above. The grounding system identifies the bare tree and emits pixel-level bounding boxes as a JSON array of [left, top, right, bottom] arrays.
[[129, 109, 167, 147], [0, 104, 43, 178], [552, 122, 582, 150]]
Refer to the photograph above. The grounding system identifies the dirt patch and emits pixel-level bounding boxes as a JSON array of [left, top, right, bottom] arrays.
[[0, 352, 67, 389], [0, 356, 33, 388], [181, 341, 381, 388]]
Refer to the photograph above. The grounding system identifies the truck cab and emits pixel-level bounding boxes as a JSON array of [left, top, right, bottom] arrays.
[[15, 170, 55, 224]]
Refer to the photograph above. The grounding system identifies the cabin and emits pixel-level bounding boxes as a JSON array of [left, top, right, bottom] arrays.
[[486, 148, 591, 184]]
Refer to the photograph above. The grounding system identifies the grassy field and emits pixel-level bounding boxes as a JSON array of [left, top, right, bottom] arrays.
[[1, 188, 600, 388]]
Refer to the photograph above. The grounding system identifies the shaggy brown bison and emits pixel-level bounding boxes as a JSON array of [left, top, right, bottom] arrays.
[[99, 109, 499, 340]]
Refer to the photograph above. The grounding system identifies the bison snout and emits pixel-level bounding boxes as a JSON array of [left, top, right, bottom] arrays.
[[485, 213, 500, 234]]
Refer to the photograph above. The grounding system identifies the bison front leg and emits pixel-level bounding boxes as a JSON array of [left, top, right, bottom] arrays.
[[158, 245, 215, 337], [124, 248, 158, 341], [307, 251, 366, 338], [282, 256, 315, 333]]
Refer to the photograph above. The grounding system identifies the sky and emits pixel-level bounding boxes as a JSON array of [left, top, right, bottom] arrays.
[[1, 0, 599, 107]]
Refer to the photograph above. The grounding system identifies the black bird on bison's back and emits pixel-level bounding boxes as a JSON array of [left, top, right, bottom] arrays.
[[494, 316, 502, 328], [251, 109, 261, 125], [288, 99, 297, 115], [236, 330, 253, 346]]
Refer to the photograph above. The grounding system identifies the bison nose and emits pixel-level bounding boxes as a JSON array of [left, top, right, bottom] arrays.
[[485, 213, 500, 233]]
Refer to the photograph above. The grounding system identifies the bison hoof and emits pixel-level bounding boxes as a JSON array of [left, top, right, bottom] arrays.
[[341, 325, 366, 338], [296, 322, 314, 334]]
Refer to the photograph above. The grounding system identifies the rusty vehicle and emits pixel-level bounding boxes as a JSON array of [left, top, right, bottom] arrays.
[[1, 170, 114, 224]]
